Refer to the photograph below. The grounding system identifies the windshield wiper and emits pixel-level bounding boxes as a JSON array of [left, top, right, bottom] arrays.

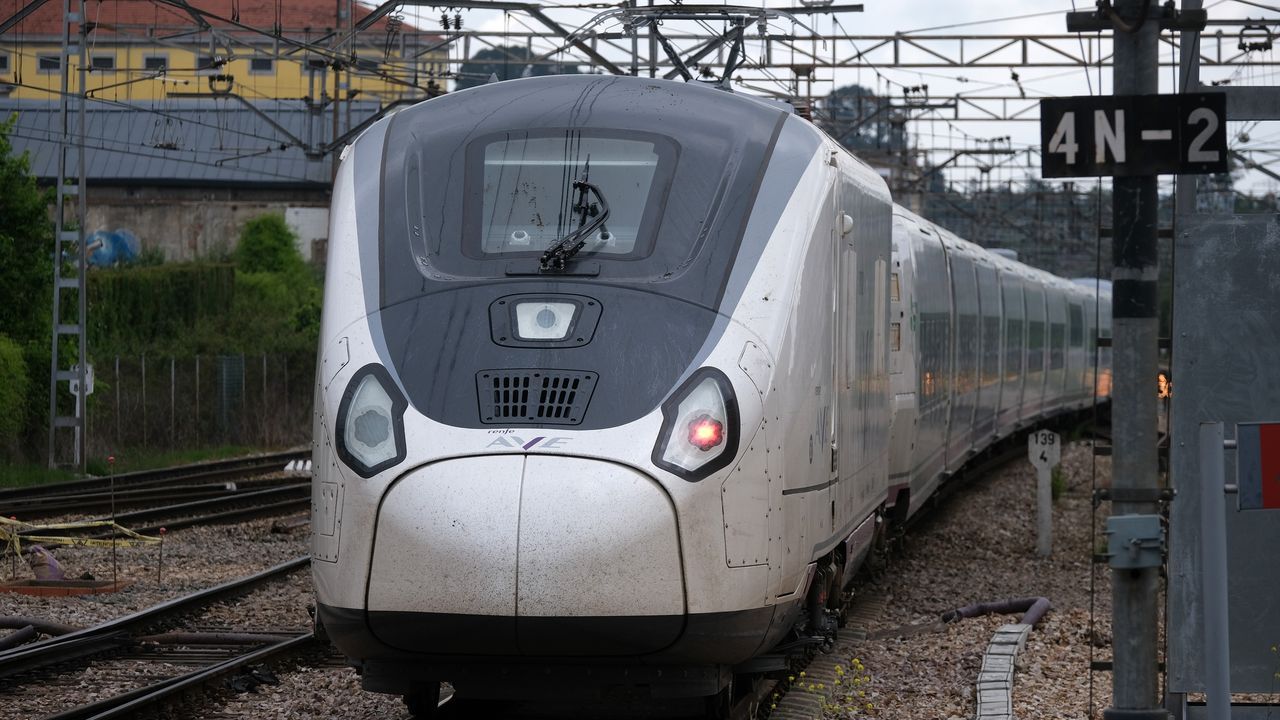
[[540, 163, 611, 273]]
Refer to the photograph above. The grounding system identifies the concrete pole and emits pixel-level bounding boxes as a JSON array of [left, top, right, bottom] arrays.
[[1108, 0, 1165, 716], [1036, 463, 1052, 557]]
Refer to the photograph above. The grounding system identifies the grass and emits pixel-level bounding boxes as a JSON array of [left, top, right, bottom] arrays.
[[1, 444, 273, 488], [0, 465, 77, 488], [84, 445, 265, 476], [1051, 465, 1067, 501]]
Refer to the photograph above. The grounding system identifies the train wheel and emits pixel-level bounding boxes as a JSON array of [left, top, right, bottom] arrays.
[[403, 683, 442, 719]]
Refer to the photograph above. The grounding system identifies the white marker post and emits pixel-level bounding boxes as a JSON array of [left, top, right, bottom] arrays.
[[1028, 430, 1061, 557]]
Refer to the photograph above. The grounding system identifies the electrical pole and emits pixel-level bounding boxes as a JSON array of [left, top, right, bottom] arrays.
[[1108, 0, 1165, 717]]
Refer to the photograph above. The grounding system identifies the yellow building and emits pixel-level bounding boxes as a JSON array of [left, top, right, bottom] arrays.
[[0, 0, 446, 104]]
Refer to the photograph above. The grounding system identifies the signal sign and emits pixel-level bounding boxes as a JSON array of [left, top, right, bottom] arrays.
[[1040, 93, 1228, 178], [1237, 422, 1280, 511]]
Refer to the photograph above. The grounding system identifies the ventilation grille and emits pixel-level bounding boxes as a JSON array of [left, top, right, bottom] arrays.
[[477, 370, 598, 425]]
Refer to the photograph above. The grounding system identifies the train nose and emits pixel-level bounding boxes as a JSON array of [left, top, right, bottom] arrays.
[[366, 455, 686, 656]]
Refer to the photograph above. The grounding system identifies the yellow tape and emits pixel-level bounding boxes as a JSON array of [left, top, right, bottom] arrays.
[[0, 516, 161, 555]]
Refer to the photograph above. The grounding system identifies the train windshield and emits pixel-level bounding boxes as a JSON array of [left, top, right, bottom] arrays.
[[378, 76, 795, 306], [471, 133, 674, 259]]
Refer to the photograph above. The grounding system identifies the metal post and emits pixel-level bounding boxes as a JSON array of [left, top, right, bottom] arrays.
[[1108, 0, 1165, 717], [630, 0, 639, 76], [647, 0, 656, 78], [46, 0, 89, 471], [262, 353, 268, 446], [114, 356, 120, 451], [170, 356, 176, 449], [141, 354, 147, 449], [1176, 0, 1204, 219], [1198, 422, 1231, 720]]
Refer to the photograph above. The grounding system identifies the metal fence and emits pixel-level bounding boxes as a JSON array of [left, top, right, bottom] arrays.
[[84, 353, 313, 458]]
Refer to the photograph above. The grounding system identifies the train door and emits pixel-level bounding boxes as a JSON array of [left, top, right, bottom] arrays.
[[835, 158, 892, 544], [997, 270, 1025, 434], [944, 242, 980, 472], [886, 222, 917, 521], [974, 258, 1002, 446], [832, 161, 850, 539]]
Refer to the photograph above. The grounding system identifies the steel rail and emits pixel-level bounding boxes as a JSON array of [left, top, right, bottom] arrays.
[[11, 484, 309, 540], [129, 495, 312, 535], [0, 450, 308, 505], [0, 556, 308, 681], [3, 477, 302, 520], [39, 633, 315, 720]]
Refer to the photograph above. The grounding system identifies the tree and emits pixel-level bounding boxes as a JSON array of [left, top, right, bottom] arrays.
[[454, 46, 581, 90], [0, 115, 53, 348], [815, 84, 907, 156]]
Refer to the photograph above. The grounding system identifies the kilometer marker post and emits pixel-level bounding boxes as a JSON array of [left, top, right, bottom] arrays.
[[1028, 430, 1061, 557]]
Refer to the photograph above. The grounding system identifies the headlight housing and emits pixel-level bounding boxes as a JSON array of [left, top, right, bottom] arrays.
[[651, 368, 739, 481], [335, 364, 408, 478]]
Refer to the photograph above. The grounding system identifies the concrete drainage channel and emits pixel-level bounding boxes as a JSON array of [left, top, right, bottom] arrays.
[[975, 623, 1032, 720]]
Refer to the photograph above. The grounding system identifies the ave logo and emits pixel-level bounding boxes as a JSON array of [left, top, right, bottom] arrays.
[[1040, 93, 1227, 178], [485, 435, 571, 450]]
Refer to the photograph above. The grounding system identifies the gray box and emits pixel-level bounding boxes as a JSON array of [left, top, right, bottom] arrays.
[[1169, 213, 1280, 693]]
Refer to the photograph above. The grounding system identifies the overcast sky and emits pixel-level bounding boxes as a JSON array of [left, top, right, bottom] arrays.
[[392, 1, 1280, 193]]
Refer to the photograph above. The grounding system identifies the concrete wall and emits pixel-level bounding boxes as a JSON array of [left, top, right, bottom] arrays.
[[85, 186, 332, 263]]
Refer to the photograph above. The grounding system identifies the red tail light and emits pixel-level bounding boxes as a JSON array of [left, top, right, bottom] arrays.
[[687, 414, 724, 451], [652, 368, 740, 482]]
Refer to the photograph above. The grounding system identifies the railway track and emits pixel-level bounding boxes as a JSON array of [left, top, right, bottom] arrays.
[[2, 476, 307, 521], [0, 450, 309, 518], [0, 556, 309, 683], [37, 633, 315, 720], [26, 483, 313, 537], [1, 550, 312, 712]]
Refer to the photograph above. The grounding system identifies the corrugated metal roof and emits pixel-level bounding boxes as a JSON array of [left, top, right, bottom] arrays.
[[0, 98, 383, 186]]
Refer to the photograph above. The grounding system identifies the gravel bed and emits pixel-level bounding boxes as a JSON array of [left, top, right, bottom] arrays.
[[1, 517, 308, 630], [203, 664, 409, 720], [818, 440, 1114, 719], [1, 523, 312, 720], [2, 658, 193, 719]]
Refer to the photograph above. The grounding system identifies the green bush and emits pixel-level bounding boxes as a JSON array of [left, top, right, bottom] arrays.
[[234, 214, 306, 275], [89, 263, 235, 356], [0, 334, 30, 449], [227, 270, 321, 355]]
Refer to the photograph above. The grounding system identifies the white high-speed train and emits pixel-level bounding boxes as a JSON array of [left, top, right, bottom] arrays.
[[310, 74, 1111, 716]]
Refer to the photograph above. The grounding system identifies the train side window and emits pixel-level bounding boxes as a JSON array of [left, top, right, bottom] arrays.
[[1028, 320, 1045, 371], [890, 273, 900, 302], [890, 322, 901, 352], [1050, 322, 1065, 369], [1004, 318, 1023, 379], [1069, 303, 1084, 347]]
